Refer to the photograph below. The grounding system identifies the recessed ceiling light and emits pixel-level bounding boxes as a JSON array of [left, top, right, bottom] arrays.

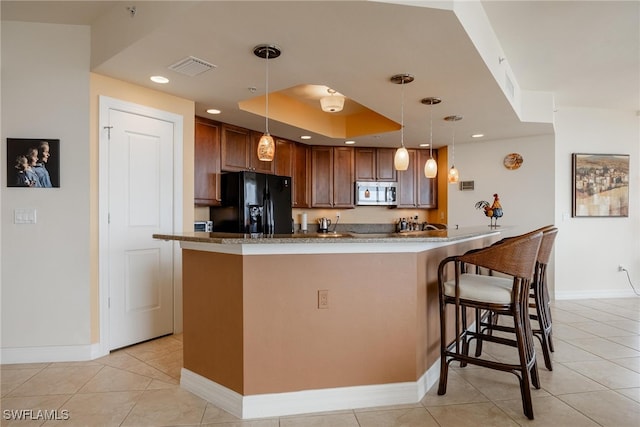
[[471, 133, 484, 138], [419, 143, 430, 147], [206, 109, 221, 115], [345, 140, 356, 145], [300, 135, 312, 140], [150, 75, 169, 84]]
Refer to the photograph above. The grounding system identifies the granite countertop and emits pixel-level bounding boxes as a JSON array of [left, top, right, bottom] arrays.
[[153, 226, 500, 245]]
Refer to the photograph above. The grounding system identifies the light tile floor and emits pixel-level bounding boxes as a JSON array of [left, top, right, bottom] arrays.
[[2, 298, 639, 426]]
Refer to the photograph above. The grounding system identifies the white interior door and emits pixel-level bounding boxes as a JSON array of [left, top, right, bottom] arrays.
[[107, 108, 174, 350]]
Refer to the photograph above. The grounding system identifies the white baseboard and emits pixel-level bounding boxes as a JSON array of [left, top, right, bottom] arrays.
[[0, 343, 106, 364], [554, 289, 638, 300], [181, 362, 441, 419]]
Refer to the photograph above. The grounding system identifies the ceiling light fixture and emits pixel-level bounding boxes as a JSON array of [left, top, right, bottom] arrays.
[[150, 75, 169, 84], [320, 88, 345, 113], [421, 97, 441, 179], [391, 73, 414, 171], [444, 115, 462, 184], [253, 43, 281, 162], [206, 109, 221, 115]]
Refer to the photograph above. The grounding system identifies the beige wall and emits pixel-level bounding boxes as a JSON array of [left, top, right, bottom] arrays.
[[89, 73, 195, 341]]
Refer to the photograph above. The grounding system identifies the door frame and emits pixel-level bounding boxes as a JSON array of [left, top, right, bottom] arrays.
[[98, 96, 183, 355]]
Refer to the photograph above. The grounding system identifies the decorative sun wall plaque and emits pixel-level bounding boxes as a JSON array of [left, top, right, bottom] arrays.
[[503, 153, 523, 170]]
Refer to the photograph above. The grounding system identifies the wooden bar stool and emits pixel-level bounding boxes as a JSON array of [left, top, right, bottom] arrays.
[[437, 230, 543, 420], [529, 227, 558, 370], [475, 226, 558, 370]]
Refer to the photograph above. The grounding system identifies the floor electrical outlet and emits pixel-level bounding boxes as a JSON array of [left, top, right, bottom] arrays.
[[318, 290, 329, 309]]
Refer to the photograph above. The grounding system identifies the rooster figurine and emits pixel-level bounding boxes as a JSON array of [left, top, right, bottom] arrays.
[[475, 193, 504, 227]]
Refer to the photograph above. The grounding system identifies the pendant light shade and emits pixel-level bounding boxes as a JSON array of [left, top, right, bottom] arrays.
[[444, 115, 462, 184], [425, 157, 438, 178], [257, 133, 275, 160], [394, 146, 410, 170], [448, 166, 459, 183], [253, 44, 281, 162], [421, 97, 441, 179], [320, 88, 345, 113], [391, 73, 414, 171]]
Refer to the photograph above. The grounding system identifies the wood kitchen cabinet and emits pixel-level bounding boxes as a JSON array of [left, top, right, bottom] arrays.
[[194, 116, 222, 206], [417, 149, 438, 208], [274, 138, 310, 208], [355, 148, 397, 182], [292, 143, 311, 208], [220, 124, 274, 173], [275, 138, 294, 177], [311, 146, 354, 208], [376, 148, 397, 181], [396, 149, 438, 208]]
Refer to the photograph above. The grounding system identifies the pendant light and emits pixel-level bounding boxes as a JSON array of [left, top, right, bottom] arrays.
[[391, 73, 414, 171], [320, 88, 345, 113], [421, 97, 441, 178], [253, 44, 281, 161], [444, 115, 462, 184]]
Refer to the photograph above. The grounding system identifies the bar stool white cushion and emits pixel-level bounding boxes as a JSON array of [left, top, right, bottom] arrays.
[[443, 274, 513, 304]]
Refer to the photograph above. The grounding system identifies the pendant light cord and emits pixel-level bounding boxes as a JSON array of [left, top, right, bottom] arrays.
[[265, 48, 270, 135], [400, 78, 405, 147], [450, 120, 455, 166], [429, 104, 433, 158]]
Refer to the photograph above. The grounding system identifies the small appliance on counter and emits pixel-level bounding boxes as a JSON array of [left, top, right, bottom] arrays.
[[194, 220, 213, 232], [209, 171, 293, 235], [317, 217, 331, 233], [355, 181, 397, 206]]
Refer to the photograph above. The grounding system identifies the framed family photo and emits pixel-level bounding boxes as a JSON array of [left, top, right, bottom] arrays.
[[6, 138, 60, 188], [572, 153, 629, 217]]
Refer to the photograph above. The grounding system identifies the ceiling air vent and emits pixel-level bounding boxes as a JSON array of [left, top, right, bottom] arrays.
[[168, 56, 216, 77], [459, 180, 475, 191]]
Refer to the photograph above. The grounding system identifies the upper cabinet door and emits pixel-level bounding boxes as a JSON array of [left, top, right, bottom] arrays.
[[375, 148, 397, 182], [417, 149, 438, 208], [194, 117, 222, 206], [333, 147, 355, 208], [274, 138, 294, 178], [221, 124, 251, 171], [311, 146, 334, 208], [355, 148, 376, 181], [292, 143, 310, 208], [396, 149, 417, 207]]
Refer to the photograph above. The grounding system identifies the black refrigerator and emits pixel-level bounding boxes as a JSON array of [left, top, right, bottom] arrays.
[[210, 171, 293, 235]]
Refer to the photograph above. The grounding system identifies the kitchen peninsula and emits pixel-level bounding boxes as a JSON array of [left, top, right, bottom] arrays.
[[154, 227, 500, 419]]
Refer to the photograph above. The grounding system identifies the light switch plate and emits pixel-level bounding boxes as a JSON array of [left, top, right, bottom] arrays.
[[14, 208, 37, 224]]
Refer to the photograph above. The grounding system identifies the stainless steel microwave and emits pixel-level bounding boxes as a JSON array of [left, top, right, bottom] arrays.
[[355, 182, 397, 206]]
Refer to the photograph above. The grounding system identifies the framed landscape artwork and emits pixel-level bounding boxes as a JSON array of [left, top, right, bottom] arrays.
[[6, 138, 60, 188], [572, 153, 629, 217]]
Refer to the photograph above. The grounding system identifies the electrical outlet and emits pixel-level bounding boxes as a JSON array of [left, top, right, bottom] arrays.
[[618, 265, 625, 272], [336, 212, 341, 219], [318, 290, 329, 309]]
